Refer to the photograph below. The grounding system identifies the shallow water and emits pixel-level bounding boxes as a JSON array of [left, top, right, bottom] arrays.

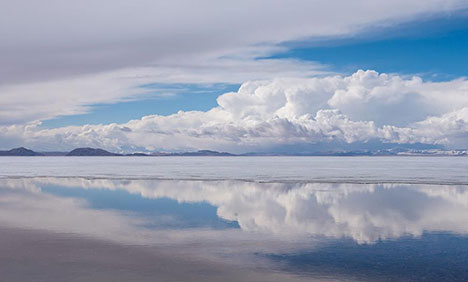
[[1, 156, 467, 184], [1, 172, 468, 281]]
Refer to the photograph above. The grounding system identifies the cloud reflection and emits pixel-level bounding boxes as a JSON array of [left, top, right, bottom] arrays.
[[1, 178, 468, 245]]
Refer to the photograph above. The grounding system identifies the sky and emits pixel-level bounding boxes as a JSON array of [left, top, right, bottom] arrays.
[[1, 0, 468, 153]]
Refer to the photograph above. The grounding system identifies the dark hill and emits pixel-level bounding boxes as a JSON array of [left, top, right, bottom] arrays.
[[0, 147, 42, 156], [66, 148, 121, 156]]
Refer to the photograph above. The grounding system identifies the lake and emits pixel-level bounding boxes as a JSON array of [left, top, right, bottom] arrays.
[[0, 157, 467, 281]]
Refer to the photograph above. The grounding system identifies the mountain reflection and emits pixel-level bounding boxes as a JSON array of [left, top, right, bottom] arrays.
[[1, 178, 468, 245]]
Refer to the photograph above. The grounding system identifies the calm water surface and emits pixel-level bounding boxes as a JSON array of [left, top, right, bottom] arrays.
[[1, 157, 468, 281]]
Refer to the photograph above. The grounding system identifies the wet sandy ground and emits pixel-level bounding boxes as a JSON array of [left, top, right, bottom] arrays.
[[0, 227, 325, 282]]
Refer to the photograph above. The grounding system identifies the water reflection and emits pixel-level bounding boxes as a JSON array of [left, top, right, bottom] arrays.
[[2, 178, 468, 243], [1, 178, 468, 281]]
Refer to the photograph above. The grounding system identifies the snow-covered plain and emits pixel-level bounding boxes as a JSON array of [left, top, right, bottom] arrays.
[[0, 156, 467, 184]]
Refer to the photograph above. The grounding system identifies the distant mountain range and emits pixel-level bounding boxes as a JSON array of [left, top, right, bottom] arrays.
[[0, 147, 43, 156], [0, 147, 236, 157], [0, 147, 466, 156]]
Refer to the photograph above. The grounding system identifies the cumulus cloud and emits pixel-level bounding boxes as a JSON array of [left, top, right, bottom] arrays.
[[1, 70, 467, 152]]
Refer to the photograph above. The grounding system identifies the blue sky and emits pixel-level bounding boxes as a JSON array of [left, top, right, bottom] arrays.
[[276, 16, 468, 79], [42, 83, 240, 127], [275, 26, 468, 80]]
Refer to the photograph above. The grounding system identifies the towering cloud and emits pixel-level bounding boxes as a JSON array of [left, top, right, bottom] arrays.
[[1, 70, 467, 152]]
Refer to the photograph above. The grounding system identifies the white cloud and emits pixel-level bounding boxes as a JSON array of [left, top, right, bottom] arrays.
[[1, 0, 465, 85], [1, 70, 467, 152], [0, 56, 328, 125], [405, 107, 468, 146], [328, 71, 468, 126]]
